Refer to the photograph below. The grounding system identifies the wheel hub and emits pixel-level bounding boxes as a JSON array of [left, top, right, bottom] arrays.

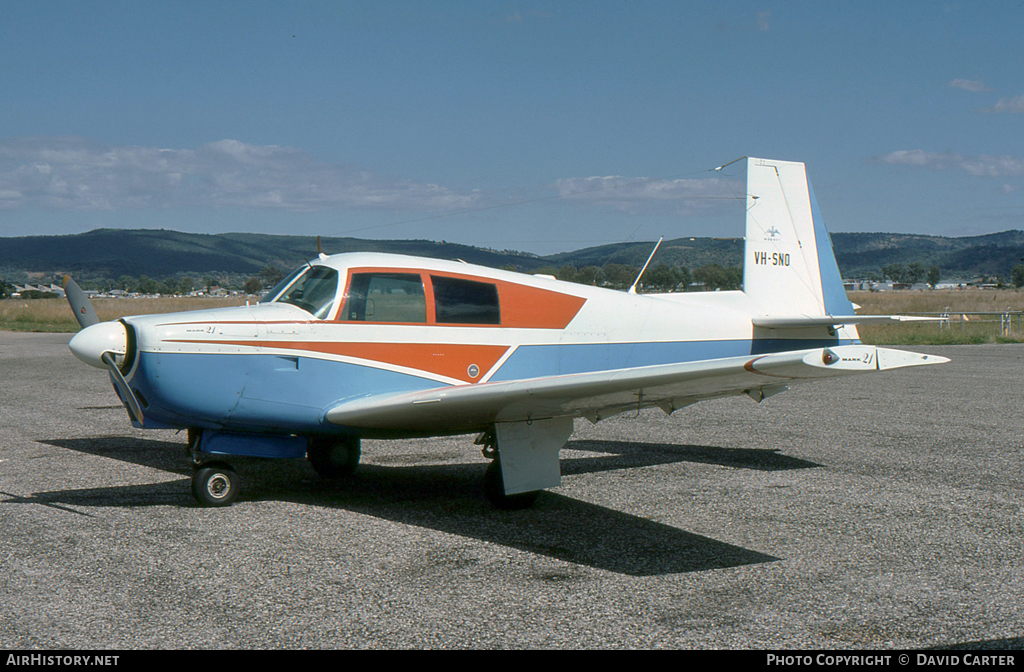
[[207, 475, 231, 499]]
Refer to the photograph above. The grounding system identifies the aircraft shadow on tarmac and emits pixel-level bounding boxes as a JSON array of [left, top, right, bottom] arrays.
[[562, 439, 820, 475], [930, 636, 1024, 650], [11, 435, 817, 576], [34, 435, 821, 477]]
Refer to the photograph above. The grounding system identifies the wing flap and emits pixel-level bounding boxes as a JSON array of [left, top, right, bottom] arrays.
[[323, 345, 948, 433]]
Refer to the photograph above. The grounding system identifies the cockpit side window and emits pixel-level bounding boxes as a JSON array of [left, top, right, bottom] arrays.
[[273, 266, 339, 319], [342, 273, 426, 323]]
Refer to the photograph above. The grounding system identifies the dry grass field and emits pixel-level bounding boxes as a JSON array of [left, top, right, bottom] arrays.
[[849, 288, 1024, 314], [0, 297, 248, 332], [2, 289, 1023, 345], [850, 289, 1024, 345]]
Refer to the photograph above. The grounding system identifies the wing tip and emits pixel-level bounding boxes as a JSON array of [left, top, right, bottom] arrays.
[[876, 348, 950, 370]]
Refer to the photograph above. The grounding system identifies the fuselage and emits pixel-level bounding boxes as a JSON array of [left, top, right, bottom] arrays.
[[106, 252, 850, 437]]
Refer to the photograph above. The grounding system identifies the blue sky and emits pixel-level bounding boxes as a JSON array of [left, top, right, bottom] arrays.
[[2, 1, 1023, 254]]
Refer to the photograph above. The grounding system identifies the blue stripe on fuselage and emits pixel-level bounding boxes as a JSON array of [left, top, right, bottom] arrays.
[[488, 337, 847, 382], [128, 337, 849, 433]]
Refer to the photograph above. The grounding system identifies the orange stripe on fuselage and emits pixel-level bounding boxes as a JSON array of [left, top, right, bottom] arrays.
[[493, 277, 586, 329], [295, 342, 509, 383], [176, 339, 510, 383]]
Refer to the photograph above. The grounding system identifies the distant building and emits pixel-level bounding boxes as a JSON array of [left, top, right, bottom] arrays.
[[13, 284, 65, 298]]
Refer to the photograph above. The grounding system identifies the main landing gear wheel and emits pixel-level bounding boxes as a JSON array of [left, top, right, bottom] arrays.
[[308, 436, 361, 479], [483, 459, 540, 510], [191, 462, 240, 507]]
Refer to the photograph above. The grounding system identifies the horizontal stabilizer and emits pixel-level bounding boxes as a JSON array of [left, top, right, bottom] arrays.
[[753, 315, 945, 329]]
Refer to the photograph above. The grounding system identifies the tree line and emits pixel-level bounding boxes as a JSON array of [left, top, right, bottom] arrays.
[[881, 262, 1024, 289], [880, 262, 942, 286], [1, 262, 741, 299], [8, 260, 1023, 299], [0, 266, 291, 299], [525, 263, 742, 292]]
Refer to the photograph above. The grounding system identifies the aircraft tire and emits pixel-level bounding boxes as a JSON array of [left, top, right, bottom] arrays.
[[483, 459, 540, 510], [308, 436, 361, 479], [191, 462, 240, 507]]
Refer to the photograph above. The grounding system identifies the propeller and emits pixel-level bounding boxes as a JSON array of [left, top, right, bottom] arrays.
[[63, 276, 144, 424], [101, 350, 144, 424], [62, 275, 98, 328]]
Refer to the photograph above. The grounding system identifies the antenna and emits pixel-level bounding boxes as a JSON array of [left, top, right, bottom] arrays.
[[628, 237, 663, 295], [714, 156, 747, 172]]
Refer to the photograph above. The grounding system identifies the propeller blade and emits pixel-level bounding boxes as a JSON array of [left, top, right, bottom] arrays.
[[62, 275, 99, 329], [101, 351, 144, 424]]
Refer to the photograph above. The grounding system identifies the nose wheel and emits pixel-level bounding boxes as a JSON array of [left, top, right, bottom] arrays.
[[191, 462, 240, 507]]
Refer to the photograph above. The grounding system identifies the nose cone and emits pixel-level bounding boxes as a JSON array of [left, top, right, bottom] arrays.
[[69, 321, 128, 369]]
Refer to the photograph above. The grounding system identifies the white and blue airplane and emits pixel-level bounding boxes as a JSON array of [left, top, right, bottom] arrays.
[[64, 158, 947, 508]]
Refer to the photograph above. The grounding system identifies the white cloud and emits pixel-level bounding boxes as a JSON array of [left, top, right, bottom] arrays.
[[982, 95, 1024, 113], [554, 175, 742, 214], [876, 149, 1024, 177], [0, 137, 479, 213], [948, 78, 991, 93], [0, 137, 756, 224], [756, 11, 771, 32]]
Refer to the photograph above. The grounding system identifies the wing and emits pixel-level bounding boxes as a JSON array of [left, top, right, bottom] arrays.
[[324, 344, 947, 434]]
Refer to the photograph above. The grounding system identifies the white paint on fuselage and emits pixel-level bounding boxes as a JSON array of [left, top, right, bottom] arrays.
[[123, 252, 840, 388]]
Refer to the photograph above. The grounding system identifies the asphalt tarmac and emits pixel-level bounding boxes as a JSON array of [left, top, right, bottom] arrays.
[[1, 331, 1022, 650]]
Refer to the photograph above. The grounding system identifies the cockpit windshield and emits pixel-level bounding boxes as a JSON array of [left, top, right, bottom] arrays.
[[259, 265, 339, 319], [259, 267, 305, 304]]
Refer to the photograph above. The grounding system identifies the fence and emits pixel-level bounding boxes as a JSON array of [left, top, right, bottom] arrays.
[[920, 309, 1024, 337]]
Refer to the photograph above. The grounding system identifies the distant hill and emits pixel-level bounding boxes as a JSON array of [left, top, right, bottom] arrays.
[[545, 237, 743, 270], [2, 228, 1023, 284], [0, 229, 546, 282], [536, 231, 1024, 280], [830, 231, 1024, 279]]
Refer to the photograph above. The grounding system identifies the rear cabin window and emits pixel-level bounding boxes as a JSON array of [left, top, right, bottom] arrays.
[[431, 276, 500, 325], [342, 273, 427, 323]]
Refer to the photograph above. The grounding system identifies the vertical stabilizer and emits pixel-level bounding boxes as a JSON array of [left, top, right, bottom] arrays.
[[743, 158, 853, 318]]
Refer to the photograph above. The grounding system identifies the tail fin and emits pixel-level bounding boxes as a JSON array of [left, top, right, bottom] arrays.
[[742, 158, 853, 318]]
